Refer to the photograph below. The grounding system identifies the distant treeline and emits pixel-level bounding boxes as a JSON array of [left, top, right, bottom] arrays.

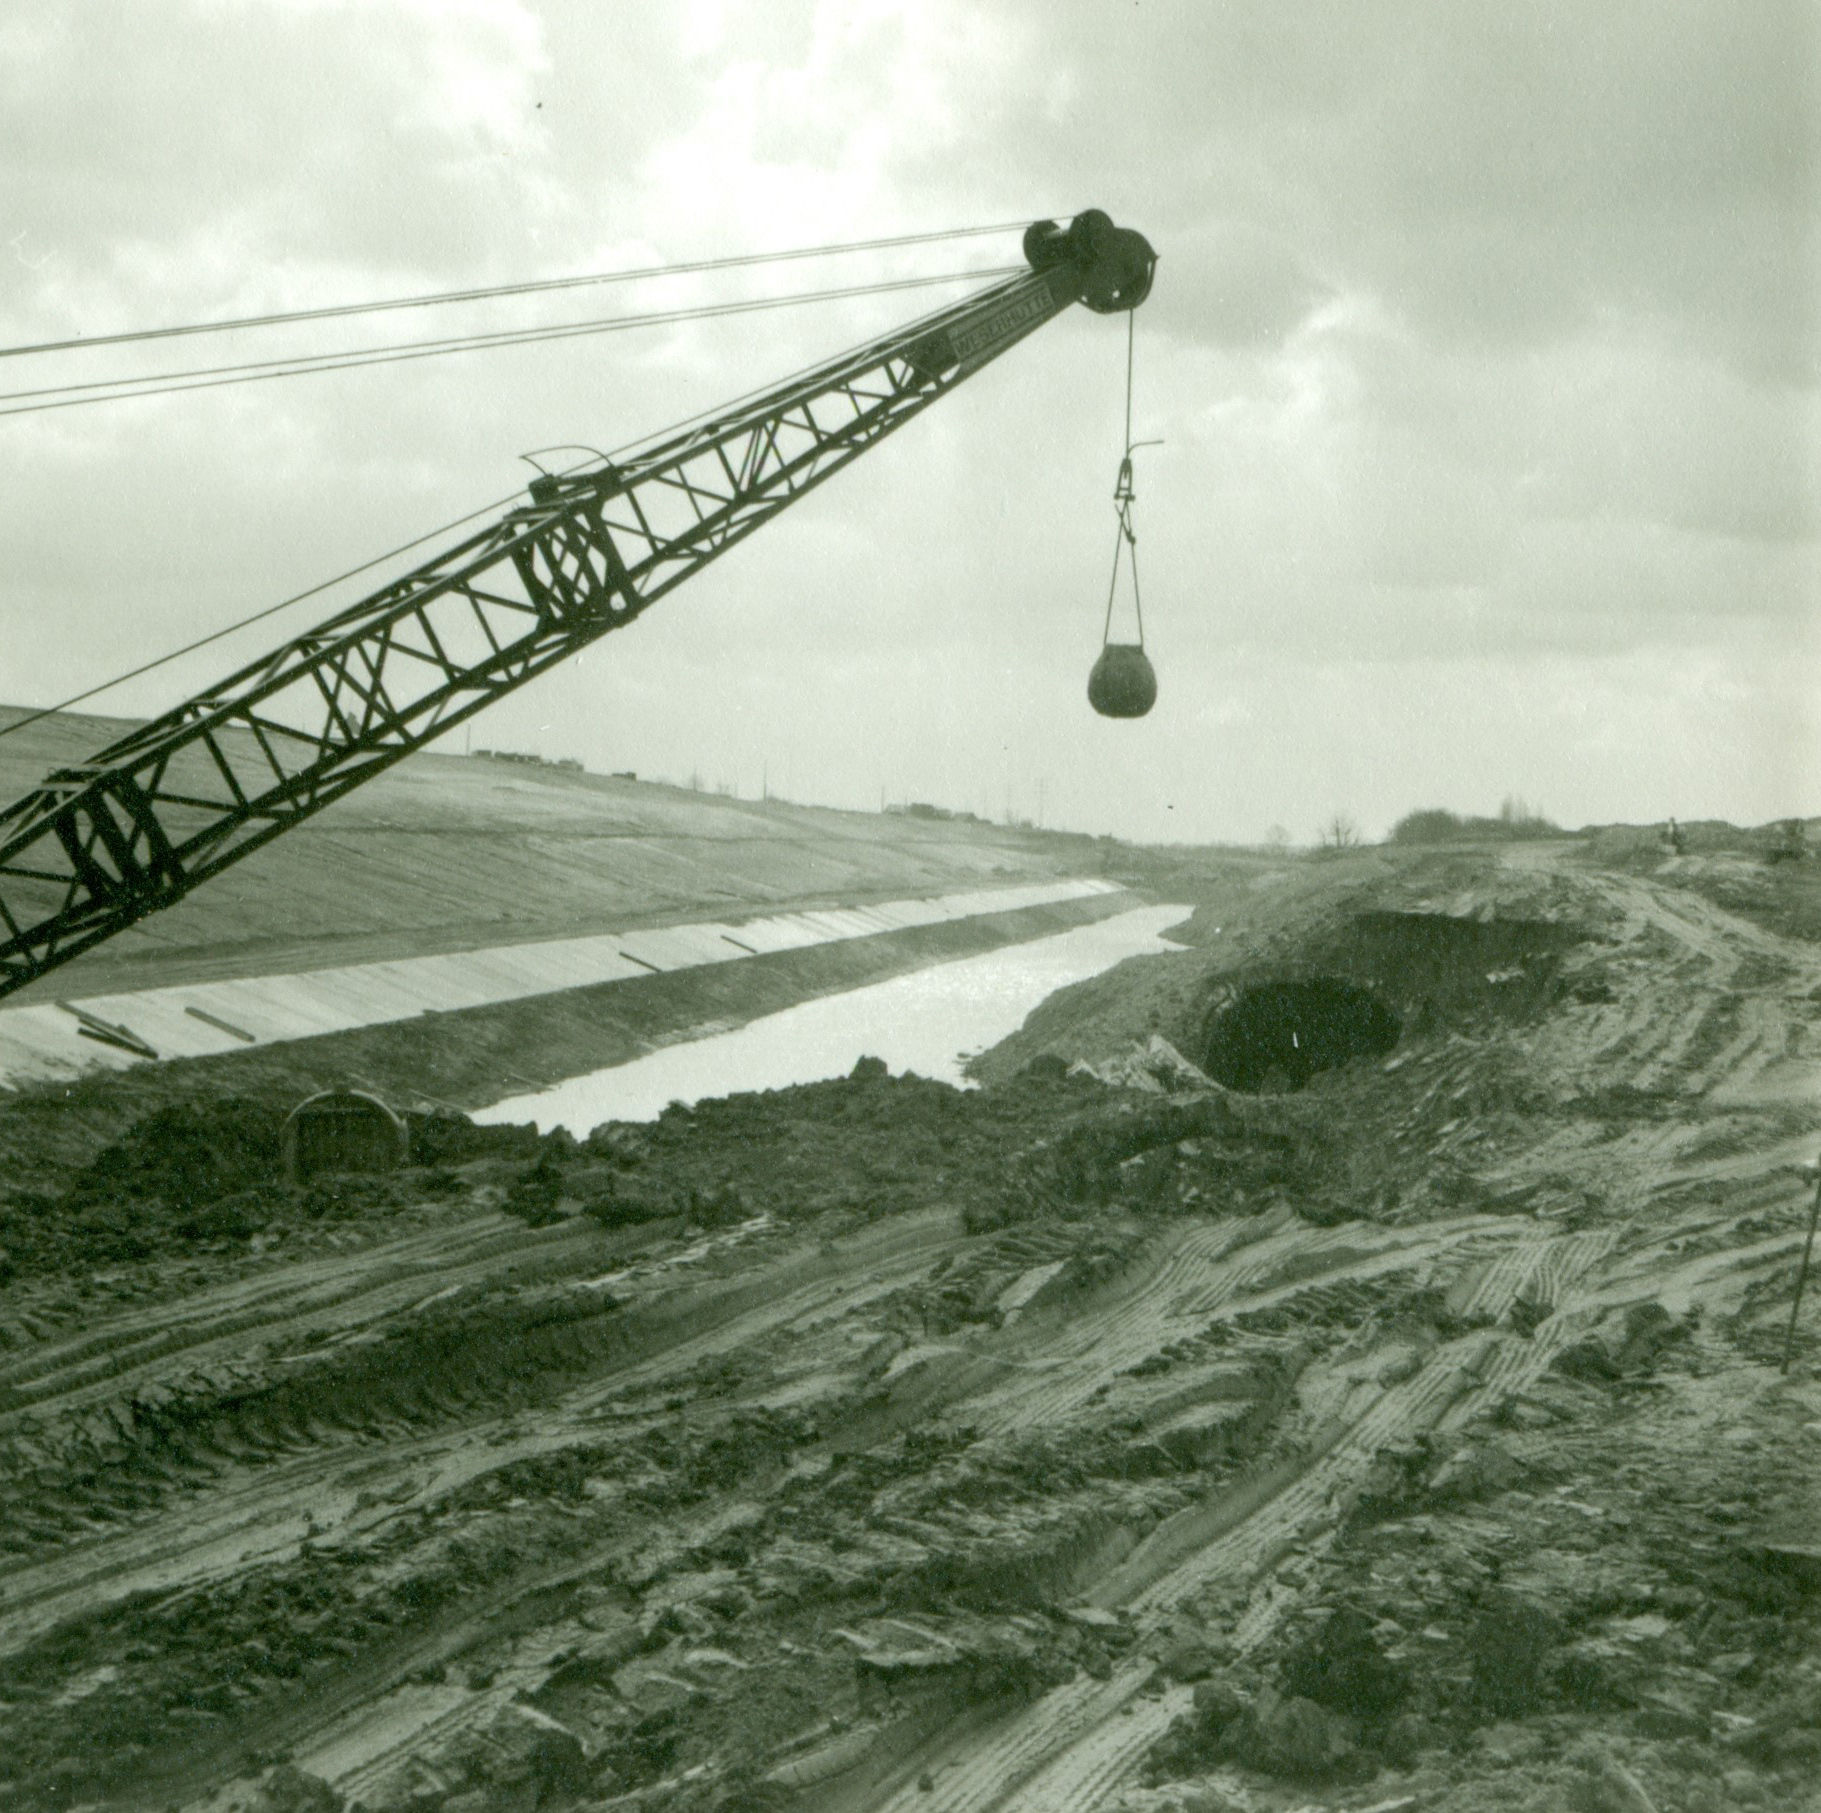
[[886, 801, 991, 825], [1390, 799, 1561, 844], [473, 748, 584, 772]]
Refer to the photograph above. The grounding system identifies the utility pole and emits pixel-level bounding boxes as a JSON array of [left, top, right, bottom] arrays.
[[1781, 1157, 1821, 1374]]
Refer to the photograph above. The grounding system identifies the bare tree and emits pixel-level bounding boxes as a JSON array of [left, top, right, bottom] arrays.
[[1319, 812, 1360, 850]]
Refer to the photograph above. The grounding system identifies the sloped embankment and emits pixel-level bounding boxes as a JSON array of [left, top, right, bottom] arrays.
[[0, 703, 1115, 1002]]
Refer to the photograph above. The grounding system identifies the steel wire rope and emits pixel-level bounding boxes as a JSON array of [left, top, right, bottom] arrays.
[[0, 264, 1026, 743], [1101, 311, 1145, 648], [0, 219, 1046, 363], [0, 264, 1024, 420], [595, 261, 1018, 470]]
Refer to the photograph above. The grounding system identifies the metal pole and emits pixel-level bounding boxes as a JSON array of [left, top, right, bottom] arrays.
[[1781, 1160, 1821, 1375]]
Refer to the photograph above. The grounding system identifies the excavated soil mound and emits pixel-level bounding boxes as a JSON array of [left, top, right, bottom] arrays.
[[1191, 908, 1589, 1095], [0, 1099, 545, 1279], [1333, 909, 1583, 1021]]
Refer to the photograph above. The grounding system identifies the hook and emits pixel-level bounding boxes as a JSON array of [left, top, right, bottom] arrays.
[[1113, 438, 1163, 500]]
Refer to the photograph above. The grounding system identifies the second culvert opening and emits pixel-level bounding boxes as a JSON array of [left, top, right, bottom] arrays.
[[1201, 978, 1402, 1093]]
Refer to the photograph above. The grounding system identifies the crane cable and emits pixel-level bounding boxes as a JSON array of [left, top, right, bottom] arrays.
[[1100, 310, 1153, 650], [0, 219, 1042, 365], [0, 263, 1022, 744], [0, 264, 1023, 421]]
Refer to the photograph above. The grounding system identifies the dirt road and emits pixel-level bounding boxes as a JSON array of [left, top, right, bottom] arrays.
[[2, 839, 1817, 1812]]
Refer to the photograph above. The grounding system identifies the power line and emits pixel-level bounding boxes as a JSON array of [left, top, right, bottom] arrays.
[[0, 265, 1019, 740], [0, 265, 1022, 420], [0, 220, 1040, 364]]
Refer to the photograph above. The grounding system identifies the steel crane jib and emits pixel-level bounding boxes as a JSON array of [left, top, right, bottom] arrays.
[[0, 211, 1155, 1000]]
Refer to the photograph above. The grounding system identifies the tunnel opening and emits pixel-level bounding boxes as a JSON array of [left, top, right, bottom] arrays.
[[1200, 977, 1402, 1093]]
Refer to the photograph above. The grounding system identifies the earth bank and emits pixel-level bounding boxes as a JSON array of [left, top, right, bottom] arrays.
[[0, 836, 1817, 1812]]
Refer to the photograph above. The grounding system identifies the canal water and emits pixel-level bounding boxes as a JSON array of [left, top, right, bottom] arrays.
[[476, 903, 1190, 1134]]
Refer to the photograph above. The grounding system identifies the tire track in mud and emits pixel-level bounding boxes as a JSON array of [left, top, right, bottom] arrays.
[[2, 1208, 882, 1463], [994, 1684, 1192, 1813], [1704, 993, 1821, 1106], [834, 1135, 1752, 1811], [84, 1489, 777, 1813], [954, 1214, 1514, 1442], [821, 1154, 1811, 1813], [1535, 871, 1821, 1112], [2, 1216, 974, 1809], [0, 1208, 967, 1654], [0, 1267, 621, 1587], [857, 1667, 1189, 1813], [1629, 993, 1731, 1094], [11, 857, 1821, 1811], [1574, 993, 1659, 1077], [785, 1216, 1543, 1813], [27, 1224, 1807, 1813], [0, 1212, 596, 1422], [1447, 1225, 1615, 1322], [23, 1205, 1533, 1813], [561, 1212, 959, 1411], [1623, 880, 1800, 970], [285, 1489, 787, 1809], [1122, 1334, 1497, 1618], [1150, 1176, 1801, 1632], [1688, 993, 1775, 1094]]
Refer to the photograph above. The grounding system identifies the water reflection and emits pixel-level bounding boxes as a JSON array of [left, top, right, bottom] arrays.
[[476, 904, 1190, 1134]]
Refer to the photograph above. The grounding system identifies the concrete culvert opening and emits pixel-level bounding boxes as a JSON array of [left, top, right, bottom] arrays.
[[1200, 978, 1401, 1093], [283, 1089, 409, 1185]]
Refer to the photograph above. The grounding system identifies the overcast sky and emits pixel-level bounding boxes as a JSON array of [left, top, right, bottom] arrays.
[[1, 0, 1815, 843]]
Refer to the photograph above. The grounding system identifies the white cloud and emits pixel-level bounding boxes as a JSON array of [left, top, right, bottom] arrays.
[[0, 0, 1812, 849]]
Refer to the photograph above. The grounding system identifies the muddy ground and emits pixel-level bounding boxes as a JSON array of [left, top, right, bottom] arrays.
[[1, 834, 1818, 1812]]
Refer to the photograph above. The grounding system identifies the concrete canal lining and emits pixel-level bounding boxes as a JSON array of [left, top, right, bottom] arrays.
[[0, 879, 1124, 1091]]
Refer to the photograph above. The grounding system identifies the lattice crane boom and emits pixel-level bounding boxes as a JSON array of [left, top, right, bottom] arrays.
[[0, 211, 1154, 1000]]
